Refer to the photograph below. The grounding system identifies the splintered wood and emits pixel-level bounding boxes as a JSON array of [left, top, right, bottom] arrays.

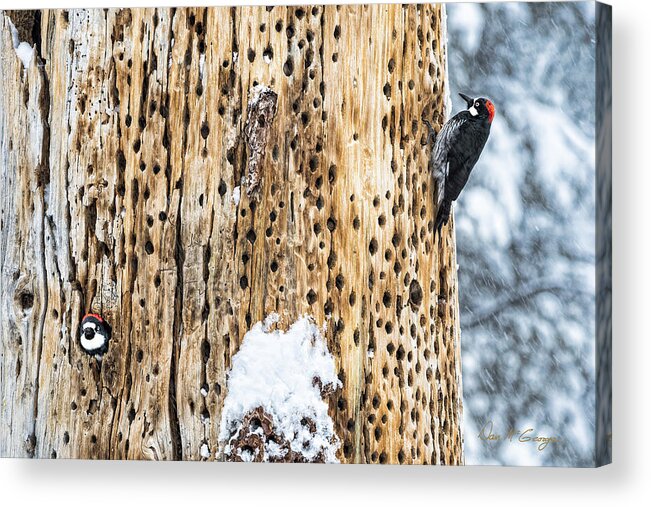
[[0, 5, 462, 464]]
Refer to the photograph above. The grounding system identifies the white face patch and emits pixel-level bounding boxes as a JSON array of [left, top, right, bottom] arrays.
[[468, 106, 479, 116], [81, 322, 106, 350]]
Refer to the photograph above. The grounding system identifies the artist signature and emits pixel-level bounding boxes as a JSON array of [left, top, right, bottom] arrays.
[[478, 420, 561, 451]]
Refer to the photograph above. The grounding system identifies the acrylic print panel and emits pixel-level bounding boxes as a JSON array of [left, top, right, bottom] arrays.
[[0, 2, 611, 466]]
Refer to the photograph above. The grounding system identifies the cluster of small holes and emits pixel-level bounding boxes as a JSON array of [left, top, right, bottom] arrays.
[[63, 4, 458, 465], [326, 4, 458, 466]]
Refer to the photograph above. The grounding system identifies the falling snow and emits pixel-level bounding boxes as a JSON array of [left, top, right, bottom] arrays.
[[448, 2, 597, 466]]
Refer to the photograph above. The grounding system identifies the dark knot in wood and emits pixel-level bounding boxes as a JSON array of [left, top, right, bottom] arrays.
[[244, 85, 278, 199]]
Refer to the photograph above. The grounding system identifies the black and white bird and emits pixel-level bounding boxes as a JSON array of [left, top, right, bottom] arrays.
[[424, 92, 495, 232], [79, 313, 111, 360]]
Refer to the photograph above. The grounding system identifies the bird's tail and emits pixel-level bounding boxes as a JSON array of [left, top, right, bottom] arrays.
[[435, 200, 452, 233]]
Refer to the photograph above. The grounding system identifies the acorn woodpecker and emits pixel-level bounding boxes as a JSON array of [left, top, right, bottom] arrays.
[[424, 92, 495, 232], [79, 313, 111, 359]]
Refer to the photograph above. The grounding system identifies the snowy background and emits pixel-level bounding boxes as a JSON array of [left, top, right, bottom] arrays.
[[446, 2, 596, 466]]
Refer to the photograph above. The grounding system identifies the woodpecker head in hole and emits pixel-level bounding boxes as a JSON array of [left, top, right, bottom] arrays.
[[459, 93, 495, 124], [79, 313, 111, 359]]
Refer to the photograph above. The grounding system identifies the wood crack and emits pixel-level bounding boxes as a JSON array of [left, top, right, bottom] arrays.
[[169, 164, 184, 461], [30, 30, 52, 457]]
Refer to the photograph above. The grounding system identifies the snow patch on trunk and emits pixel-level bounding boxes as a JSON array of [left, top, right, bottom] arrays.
[[7, 17, 34, 69], [218, 315, 341, 463], [232, 185, 241, 206], [198, 53, 205, 81]]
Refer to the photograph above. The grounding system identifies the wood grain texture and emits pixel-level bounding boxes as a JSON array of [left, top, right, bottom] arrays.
[[0, 5, 462, 464]]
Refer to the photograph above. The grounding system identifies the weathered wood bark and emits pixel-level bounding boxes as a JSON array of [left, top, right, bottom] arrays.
[[0, 5, 462, 464]]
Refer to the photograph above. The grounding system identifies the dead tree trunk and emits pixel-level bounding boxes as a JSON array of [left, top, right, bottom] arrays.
[[0, 5, 462, 464]]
